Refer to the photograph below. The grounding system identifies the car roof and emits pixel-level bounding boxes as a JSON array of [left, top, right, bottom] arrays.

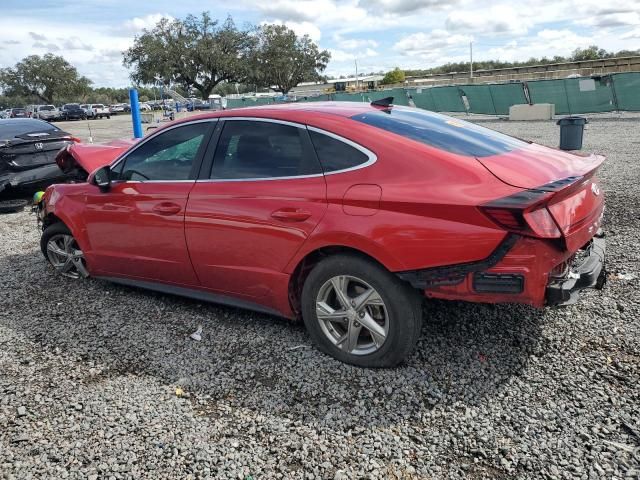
[[221, 101, 382, 118], [155, 101, 395, 136]]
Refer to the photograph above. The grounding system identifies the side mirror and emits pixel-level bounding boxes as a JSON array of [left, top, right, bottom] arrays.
[[92, 166, 111, 192]]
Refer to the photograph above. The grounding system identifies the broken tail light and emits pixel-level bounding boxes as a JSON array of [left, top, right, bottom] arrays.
[[480, 188, 563, 239]]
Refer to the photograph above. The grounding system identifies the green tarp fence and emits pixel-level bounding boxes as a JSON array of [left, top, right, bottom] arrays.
[[526, 77, 616, 114], [224, 72, 639, 114], [612, 73, 640, 111]]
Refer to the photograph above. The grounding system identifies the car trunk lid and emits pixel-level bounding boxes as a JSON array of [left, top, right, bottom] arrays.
[[547, 173, 605, 251], [478, 144, 605, 252], [1, 133, 75, 169], [476, 143, 604, 190]]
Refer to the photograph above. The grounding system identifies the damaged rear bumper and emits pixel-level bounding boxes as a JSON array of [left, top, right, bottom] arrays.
[[0, 163, 67, 193], [545, 233, 606, 306]]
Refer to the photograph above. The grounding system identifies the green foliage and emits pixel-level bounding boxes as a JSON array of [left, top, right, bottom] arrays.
[[404, 47, 640, 78], [0, 54, 92, 103], [123, 13, 255, 99], [381, 67, 405, 85], [247, 24, 331, 94], [570, 45, 609, 61]]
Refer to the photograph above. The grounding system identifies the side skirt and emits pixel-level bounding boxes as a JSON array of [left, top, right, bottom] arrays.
[[96, 276, 286, 318]]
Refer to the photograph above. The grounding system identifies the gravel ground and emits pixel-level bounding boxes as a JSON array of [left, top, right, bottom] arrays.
[[1, 116, 639, 480]]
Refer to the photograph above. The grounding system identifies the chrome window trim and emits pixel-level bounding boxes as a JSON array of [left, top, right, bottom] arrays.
[[306, 126, 377, 175], [221, 116, 305, 129], [197, 119, 377, 183], [109, 118, 216, 174]]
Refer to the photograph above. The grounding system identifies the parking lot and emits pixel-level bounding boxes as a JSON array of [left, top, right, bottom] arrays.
[[1, 115, 639, 479], [53, 111, 198, 143]]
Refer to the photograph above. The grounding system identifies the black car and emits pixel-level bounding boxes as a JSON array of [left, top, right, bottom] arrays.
[[60, 103, 87, 120], [10, 108, 26, 118], [0, 119, 76, 193]]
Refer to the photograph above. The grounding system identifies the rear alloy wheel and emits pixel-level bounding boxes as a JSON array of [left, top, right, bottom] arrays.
[[41, 223, 89, 279], [316, 275, 389, 355], [301, 254, 423, 367]]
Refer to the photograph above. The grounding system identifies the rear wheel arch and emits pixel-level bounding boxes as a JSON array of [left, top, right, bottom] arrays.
[[287, 245, 402, 318]]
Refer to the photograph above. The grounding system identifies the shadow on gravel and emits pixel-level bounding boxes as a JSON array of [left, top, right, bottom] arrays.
[[2, 250, 545, 430]]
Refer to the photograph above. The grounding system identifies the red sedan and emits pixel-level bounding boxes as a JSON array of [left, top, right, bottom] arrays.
[[38, 101, 606, 367]]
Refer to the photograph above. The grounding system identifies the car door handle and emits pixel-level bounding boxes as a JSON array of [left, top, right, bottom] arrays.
[[152, 202, 182, 215], [271, 208, 312, 222]]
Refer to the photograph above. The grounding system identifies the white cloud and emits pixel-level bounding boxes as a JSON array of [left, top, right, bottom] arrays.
[[577, 11, 640, 28], [29, 32, 47, 41], [329, 47, 378, 62], [621, 27, 640, 39], [358, 0, 458, 14], [480, 29, 594, 63], [32, 41, 61, 51], [446, 4, 530, 35], [394, 30, 472, 58], [338, 38, 380, 50], [263, 20, 322, 41], [122, 13, 173, 33]]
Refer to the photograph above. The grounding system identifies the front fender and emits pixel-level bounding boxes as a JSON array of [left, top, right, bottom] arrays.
[[43, 186, 90, 254]]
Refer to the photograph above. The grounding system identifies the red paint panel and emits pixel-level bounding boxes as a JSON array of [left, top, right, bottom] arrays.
[[477, 144, 605, 189], [185, 176, 327, 299], [343, 184, 381, 216]]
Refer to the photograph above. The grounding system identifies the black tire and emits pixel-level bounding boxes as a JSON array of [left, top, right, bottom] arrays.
[[106, 115, 110, 119], [40, 222, 71, 258], [0, 199, 28, 214], [301, 254, 423, 367]]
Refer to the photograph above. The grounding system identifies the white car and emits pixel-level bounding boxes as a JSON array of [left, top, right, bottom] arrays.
[[86, 104, 111, 119], [109, 104, 125, 114], [33, 105, 61, 121]]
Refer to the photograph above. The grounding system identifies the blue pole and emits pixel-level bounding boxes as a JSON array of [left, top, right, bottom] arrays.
[[129, 88, 143, 138]]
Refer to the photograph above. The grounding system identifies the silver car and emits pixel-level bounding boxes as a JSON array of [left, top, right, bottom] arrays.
[[33, 105, 61, 121]]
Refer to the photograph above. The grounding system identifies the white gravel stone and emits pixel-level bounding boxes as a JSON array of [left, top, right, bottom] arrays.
[[0, 114, 639, 479]]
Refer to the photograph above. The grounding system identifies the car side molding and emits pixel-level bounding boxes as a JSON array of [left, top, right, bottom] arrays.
[[396, 234, 520, 289], [95, 276, 285, 318]]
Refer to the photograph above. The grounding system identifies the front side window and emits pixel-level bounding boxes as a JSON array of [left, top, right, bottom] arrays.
[[351, 107, 528, 157], [210, 120, 321, 180], [116, 123, 209, 181], [309, 130, 370, 173]]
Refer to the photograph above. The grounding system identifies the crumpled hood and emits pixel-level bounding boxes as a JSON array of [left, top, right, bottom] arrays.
[[62, 138, 138, 175]]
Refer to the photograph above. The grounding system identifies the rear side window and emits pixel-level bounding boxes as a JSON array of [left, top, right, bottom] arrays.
[[351, 108, 528, 157], [308, 130, 370, 173], [210, 120, 321, 180]]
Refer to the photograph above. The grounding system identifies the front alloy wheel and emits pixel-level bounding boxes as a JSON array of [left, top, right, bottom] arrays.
[[42, 225, 89, 279]]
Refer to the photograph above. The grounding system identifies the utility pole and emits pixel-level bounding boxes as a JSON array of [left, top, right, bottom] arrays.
[[355, 58, 359, 90], [470, 41, 474, 80]]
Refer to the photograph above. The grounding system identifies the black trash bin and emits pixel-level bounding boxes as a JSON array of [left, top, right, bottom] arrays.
[[557, 116, 587, 151]]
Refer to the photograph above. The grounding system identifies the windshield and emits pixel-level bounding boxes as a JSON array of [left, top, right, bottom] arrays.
[[0, 119, 60, 138], [64, 104, 81, 110], [351, 107, 528, 158], [40, 105, 55, 111]]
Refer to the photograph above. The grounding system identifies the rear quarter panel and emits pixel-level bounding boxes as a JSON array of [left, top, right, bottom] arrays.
[[283, 113, 524, 273]]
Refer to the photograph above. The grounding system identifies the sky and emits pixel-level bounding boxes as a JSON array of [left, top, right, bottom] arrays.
[[1, 0, 639, 88]]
